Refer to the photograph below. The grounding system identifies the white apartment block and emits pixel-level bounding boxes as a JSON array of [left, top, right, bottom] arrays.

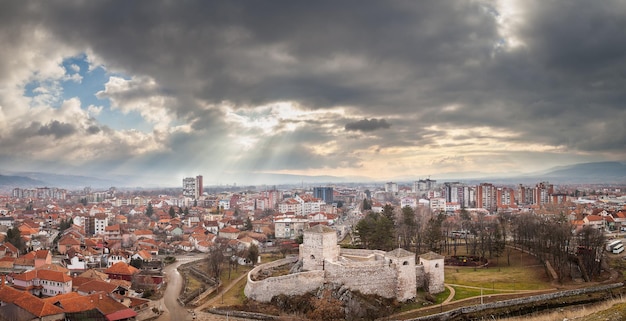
[[400, 197, 418, 209], [274, 217, 308, 239], [429, 198, 446, 212]]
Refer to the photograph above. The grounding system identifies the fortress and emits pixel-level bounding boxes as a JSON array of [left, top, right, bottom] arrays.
[[245, 225, 445, 302]]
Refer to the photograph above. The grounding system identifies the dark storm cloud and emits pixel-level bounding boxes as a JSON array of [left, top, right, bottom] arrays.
[[86, 125, 101, 135], [2, 0, 625, 166], [35, 120, 77, 139], [345, 118, 391, 132]]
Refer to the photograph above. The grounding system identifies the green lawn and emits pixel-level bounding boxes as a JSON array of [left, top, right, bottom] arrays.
[[451, 286, 498, 301]]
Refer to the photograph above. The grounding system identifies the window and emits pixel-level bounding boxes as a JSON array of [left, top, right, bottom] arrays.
[[403, 261, 409, 265], [435, 263, 439, 268]]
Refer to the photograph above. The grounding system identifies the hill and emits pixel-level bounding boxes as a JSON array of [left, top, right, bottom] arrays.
[[0, 174, 45, 192]]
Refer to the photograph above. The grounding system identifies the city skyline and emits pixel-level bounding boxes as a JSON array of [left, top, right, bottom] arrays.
[[1, 1, 625, 187]]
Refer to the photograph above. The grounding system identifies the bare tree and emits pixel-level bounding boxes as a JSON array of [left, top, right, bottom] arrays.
[[206, 243, 225, 280]]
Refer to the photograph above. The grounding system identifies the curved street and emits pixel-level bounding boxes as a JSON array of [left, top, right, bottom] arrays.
[[156, 255, 204, 321]]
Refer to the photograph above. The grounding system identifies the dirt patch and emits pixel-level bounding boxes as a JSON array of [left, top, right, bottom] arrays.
[[445, 255, 488, 267]]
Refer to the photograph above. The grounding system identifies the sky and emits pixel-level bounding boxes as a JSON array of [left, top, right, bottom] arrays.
[[0, 0, 625, 186]]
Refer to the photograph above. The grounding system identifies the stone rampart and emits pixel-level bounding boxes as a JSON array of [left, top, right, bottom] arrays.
[[339, 248, 387, 257], [325, 259, 398, 298], [415, 265, 425, 288], [245, 257, 325, 302]]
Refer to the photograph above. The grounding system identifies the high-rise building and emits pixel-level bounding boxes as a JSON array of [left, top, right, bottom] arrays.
[[534, 182, 553, 206], [496, 187, 516, 208], [385, 182, 398, 193], [443, 182, 473, 208], [414, 178, 437, 192], [313, 187, 334, 204], [476, 183, 497, 211], [182, 175, 203, 199]]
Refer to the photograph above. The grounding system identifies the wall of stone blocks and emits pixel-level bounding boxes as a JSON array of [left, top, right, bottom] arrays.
[[324, 260, 398, 298], [245, 269, 325, 302]]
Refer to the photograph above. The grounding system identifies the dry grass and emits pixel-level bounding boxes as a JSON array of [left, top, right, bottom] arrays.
[[445, 248, 551, 294], [496, 297, 626, 321]]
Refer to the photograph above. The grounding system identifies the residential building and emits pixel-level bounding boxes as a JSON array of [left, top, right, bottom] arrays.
[[182, 175, 203, 199], [313, 187, 334, 204]]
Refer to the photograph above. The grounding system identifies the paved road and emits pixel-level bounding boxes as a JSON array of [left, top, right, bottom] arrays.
[[156, 255, 204, 321]]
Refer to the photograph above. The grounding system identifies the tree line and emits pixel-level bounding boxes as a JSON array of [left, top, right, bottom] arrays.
[[353, 200, 604, 282]]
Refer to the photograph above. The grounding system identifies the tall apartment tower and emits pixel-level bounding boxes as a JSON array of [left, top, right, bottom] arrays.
[[313, 187, 334, 204], [385, 182, 398, 193], [182, 175, 203, 199], [476, 183, 497, 211], [534, 182, 553, 206]]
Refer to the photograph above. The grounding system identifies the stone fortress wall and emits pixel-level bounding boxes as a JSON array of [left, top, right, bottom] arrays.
[[245, 225, 445, 303], [244, 257, 325, 302]]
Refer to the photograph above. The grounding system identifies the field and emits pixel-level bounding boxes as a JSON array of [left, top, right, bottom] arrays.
[[445, 247, 551, 296]]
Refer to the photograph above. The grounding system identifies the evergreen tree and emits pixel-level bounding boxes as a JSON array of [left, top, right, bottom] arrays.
[[355, 212, 395, 251], [247, 244, 259, 265], [6, 227, 26, 253], [169, 206, 176, 218], [362, 198, 372, 211], [424, 212, 445, 252], [130, 257, 144, 269], [244, 217, 253, 231], [381, 204, 395, 224], [145, 203, 153, 218]]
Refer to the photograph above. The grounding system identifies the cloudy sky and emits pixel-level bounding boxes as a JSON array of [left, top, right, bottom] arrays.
[[0, 0, 625, 186]]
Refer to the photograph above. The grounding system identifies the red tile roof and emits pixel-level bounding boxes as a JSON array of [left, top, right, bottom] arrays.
[[0, 285, 24, 303], [77, 279, 119, 294], [106, 308, 138, 321], [34, 249, 50, 259], [104, 262, 140, 276], [220, 226, 240, 234], [14, 292, 64, 317]]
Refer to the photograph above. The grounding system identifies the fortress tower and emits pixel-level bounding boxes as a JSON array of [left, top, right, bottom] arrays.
[[299, 225, 340, 271], [385, 248, 417, 301], [420, 251, 445, 293]]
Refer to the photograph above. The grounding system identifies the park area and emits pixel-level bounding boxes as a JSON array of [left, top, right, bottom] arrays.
[[193, 246, 562, 320], [179, 245, 626, 321]]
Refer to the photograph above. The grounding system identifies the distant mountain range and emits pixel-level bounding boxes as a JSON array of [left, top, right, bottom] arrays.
[[0, 161, 625, 191], [528, 161, 626, 184]]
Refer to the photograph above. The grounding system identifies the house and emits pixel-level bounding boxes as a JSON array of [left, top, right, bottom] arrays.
[[136, 239, 159, 256], [131, 250, 152, 262], [12, 267, 73, 297], [57, 235, 82, 255], [274, 217, 308, 239], [105, 224, 122, 241], [133, 229, 154, 240], [104, 262, 140, 282], [219, 226, 241, 240], [203, 220, 219, 234], [43, 291, 137, 320], [105, 250, 131, 267], [76, 279, 126, 296], [583, 215, 605, 229], [0, 242, 19, 258], [4, 291, 65, 320], [175, 241, 193, 252], [0, 217, 15, 228], [62, 255, 87, 272], [308, 212, 338, 225], [13, 253, 40, 271]]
